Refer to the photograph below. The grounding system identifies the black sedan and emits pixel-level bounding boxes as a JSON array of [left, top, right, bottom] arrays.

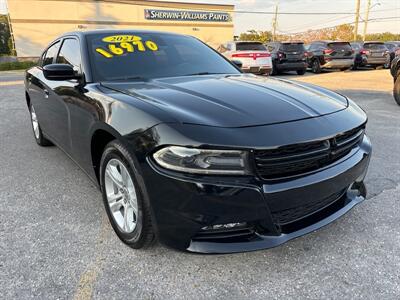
[[25, 30, 371, 253]]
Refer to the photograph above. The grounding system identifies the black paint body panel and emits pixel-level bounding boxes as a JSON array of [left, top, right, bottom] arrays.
[[24, 30, 371, 253]]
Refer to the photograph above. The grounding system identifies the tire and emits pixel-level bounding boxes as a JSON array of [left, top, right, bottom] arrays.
[[311, 59, 321, 74], [271, 62, 278, 75], [296, 69, 306, 75], [100, 140, 155, 249], [352, 63, 358, 70], [393, 76, 400, 106], [29, 103, 53, 146]]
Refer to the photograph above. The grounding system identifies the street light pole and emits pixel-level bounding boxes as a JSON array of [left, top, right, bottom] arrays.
[[353, 0, 361, 41], [272, 3, 278, 42], [363, 0, 371, 41]]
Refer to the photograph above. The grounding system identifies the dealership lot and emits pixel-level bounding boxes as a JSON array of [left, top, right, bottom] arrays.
[[0, 69, 399, 299]]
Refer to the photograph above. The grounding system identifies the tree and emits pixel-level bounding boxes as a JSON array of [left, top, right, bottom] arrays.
[[239, 30, 273, 43], [0, 14, 14, 56]]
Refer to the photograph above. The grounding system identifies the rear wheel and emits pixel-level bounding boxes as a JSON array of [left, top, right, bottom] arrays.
[[296, 69, 306, 75], [393, 76, 400, 106], [29, 104, 52, 146], [311, 59, 321, 74], [100, 140, 155, 249]]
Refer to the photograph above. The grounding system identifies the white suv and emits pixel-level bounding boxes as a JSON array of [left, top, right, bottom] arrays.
[[218, 41, 272, 75]]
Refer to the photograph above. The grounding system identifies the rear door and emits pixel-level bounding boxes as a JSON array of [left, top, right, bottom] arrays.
[[326, 42, 353, 60], [232, 42, 271, 67]]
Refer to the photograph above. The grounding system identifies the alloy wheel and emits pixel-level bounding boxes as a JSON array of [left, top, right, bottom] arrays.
[[104, 158, 139, 233], [30, 105, 40, 139]]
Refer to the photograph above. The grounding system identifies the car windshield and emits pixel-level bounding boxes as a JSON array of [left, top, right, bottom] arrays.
[[328, 42, 352, 51], [236, 42, 266, 51], [280, 43, 305, 52], [87, 32, 240, 81], [364, 43, 387, 50]]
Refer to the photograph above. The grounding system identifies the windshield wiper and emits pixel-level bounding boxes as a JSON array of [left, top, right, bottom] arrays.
[[182, 72, 228, 76], [108, 76, 148, 81]]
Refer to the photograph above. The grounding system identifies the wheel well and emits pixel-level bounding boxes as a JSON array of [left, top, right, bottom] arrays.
[[25, 92, 31, 109], [91, 129, 116, 183]]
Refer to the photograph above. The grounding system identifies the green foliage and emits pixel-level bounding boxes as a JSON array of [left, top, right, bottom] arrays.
[[0, 61, 37, 71], [239, 25, 399, 44], [239, 30, 273, 43], [0, 14, 13, 55], [364, 32, 400, 42]]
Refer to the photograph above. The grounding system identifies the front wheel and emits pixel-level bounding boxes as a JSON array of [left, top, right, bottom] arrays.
[[100, 140, 155, 249], [29, 104, 52, 146], [393, 76, 400, 106]]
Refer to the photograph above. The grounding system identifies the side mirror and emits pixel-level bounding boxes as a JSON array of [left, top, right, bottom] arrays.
[[43, 64, 81, 81], [231, 59, 243, 69]]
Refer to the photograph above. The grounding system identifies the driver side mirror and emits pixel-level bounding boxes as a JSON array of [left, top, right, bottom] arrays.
[[43, 64, 81, 81], [231, 59, 243, 69]]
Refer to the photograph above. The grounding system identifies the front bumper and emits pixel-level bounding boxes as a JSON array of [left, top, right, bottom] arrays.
[[143, 135, 371, 253]]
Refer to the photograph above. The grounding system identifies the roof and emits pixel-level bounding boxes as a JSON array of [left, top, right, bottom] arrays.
[[62, 29, 186, 37]]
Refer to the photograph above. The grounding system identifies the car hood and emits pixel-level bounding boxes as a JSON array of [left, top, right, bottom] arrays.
[[101, 74, 348, 128]]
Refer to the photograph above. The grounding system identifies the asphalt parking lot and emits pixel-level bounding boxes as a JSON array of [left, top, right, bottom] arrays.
[[1, 69, 399, 299]]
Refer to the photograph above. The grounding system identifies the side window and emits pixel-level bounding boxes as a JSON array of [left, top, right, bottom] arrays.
[[56, 38, 82, 72], [42, 41, 60, 66], [218, 44, 227, 53]]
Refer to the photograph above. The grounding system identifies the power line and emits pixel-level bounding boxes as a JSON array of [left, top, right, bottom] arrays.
[[278, 16, 400, 35]]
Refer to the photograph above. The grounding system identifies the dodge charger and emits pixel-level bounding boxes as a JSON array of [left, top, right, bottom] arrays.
[[24, 30, 371, 253]]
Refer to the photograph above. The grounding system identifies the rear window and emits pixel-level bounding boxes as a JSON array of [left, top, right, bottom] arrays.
[[280, 43, 305, 52], [236, 42, 266, 51], [385, 44, 395, 50], [328, 42, 352, 51], [364, 43, 387, 50]]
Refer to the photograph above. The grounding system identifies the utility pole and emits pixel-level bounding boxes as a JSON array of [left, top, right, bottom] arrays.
[[272, 3, 278, 42], [353, 0, 361, 41], [363, 0, 371, 41]]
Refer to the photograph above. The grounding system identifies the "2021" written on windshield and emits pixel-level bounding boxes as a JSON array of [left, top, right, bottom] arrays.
[[96, 35, 159, 58]]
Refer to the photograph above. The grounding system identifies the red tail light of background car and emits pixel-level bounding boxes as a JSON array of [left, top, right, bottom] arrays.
[[232, 53, 271, 60], [323, 49, 334, 55]]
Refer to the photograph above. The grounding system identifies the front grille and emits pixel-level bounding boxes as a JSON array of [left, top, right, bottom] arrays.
[[193, 226, 255, 242], [272, 189, 347, 225], [254, 126, 365, 180]]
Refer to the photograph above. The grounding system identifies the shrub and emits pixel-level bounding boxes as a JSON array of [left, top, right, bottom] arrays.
[[0, 61, 37, 71]]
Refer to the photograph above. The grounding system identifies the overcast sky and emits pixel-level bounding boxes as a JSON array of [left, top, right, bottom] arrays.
[[1, 0, 399, 34]]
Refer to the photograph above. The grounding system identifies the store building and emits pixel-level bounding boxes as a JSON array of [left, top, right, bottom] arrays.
[[7, 0, 234, 57]]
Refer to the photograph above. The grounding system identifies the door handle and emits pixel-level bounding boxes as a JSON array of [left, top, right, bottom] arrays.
[[44, 89, 49, 99]]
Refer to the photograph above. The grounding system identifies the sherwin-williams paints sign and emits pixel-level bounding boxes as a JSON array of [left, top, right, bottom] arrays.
[[144, 9, 231, 22]]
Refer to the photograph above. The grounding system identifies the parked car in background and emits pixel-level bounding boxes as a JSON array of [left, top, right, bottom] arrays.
[[390, 55, 400, 105], [350, 41, 390, 70], [384, 41, 400, 68], [218, 41, 272, 75], [266, 41, 307, 75], [306, 41, 354, 73]]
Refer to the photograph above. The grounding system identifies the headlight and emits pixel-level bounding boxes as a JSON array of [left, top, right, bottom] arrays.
[[152, 146, 250, 175]]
